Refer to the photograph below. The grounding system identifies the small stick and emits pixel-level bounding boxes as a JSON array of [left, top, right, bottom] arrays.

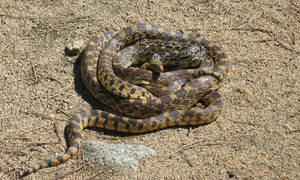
[[29, 59, 38, 83], [85, 171, 105, 180], [53, 122, 66, 149], [47, 85, 72, 100], [170, 139, 230, 155], [56, 162, 88, 179], [19, 110, 68, 122], [16, 141, 58, 145]]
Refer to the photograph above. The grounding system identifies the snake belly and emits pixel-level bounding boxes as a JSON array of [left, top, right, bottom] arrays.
[[20, 24, 229, 178]]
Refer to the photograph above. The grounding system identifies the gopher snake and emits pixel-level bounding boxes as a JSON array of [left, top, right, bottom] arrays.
[[20, 24, 229, 178]]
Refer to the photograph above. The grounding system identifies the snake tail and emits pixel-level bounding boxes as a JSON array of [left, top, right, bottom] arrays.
[[19, 91, 221, 178]]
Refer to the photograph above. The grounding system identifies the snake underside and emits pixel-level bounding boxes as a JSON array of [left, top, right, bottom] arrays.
[[20, 24, 230, 178]]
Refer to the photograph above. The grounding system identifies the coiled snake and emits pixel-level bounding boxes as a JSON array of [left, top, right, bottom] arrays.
[[20, 24, 229, 178]]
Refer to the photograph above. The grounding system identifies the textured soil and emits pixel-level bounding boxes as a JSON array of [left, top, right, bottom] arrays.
[[1, 0, 299, 179]]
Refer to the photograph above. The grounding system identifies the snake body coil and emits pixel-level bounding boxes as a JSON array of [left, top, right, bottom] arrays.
[[20, 24, 229, 178]]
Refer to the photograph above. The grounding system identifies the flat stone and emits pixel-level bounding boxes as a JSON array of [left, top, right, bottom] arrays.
[[82, 141, 156, 170]]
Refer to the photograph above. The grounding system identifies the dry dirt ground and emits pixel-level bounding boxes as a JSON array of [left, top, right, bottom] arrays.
[[0, 0, 299, 179]]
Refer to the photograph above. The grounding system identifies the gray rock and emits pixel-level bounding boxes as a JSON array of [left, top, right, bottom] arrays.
[[82, 141, 156, 170]]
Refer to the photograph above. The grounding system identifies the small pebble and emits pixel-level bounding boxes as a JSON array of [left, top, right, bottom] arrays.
[[65, 39, 85, 56]]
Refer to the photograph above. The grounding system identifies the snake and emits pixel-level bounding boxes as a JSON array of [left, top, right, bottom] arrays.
[[113, 38, 216, 96], [20, 24, 229, 178]]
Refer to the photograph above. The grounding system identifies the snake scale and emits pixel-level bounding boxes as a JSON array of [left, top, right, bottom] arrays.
[[20, 24, 229, 178]]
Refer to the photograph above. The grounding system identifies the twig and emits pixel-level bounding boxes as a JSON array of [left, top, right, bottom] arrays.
[[47, 84, 72, 100], [232, 121, 259, 126], [0, 13, 28, 20], [56, 109, 74, 118], [19, 110, 68, 122], [29, 59, 38, 83], [231, 27, 299, 54], [179, 151, 194, 167], [0, 42, 12, 57], [19, 124, 47, 135], [173, 139, 230, 155], [85, 167, 116, 180], [189, 26, 299, 54], [56, 162, 89, 179], [16, 141, 58, 145], [6, 137, 32, 140], [0, 149, 27, 156], [85, 171, 105, 180], [233, 10, 262, 29], [235, 88, 255, 107], [54, 122, 66, 149]]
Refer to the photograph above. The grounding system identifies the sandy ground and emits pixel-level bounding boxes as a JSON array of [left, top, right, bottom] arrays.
[[0, 0, 299, 179]]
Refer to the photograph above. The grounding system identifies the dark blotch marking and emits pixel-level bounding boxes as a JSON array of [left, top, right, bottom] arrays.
[[174, 32, 183, 39], [165, 116, 171, 124], [70, 141, 80, 148], [211, 92, 221, 99], [203, 106, 215, 114], [101, 111, 108, 118], [151, 120, 157, 128], [117, 79, 123, 84], [161, 95, 172, 103], [218, 53, 228, 59], [68, 122, 80, 130], [128, 117, 137, 127], [137, 24, 147, 32], [65, 149, 74, 157], [104, 68, 113, 74], [125, 122, 130, 130], [45, 160, 52, 167], [162, 28, 171, 37], [101, 52, 113, 57], [103, 74, 108, 81], [217, 60, 229, 66], [72, 115, 81, 124], [31, 166, 36, 173], [150, 25, 159, 32], [192, 71, 200, 79], [37, 163, 42, 169], [109, 74, 115, 79], [155, 114, 164, 122], [101, 112, 109, 127], [169, 110, 180, 118], [200, 39, 210, 46], [123, 26, 133, 36], [213, 100, 223, 109], [187, 34, 196, 41], [137, 86, 143, 90], [113, 33, 123, 42], [183, 110, 192, 118], [119, 84, 125, 91], [141, 91, 146, 97], [57, 156, 64, 163], [95, 116, 100, 126], [114, 119, 119, 130], [109, 79, 115, 87], [79, 111, 88, 125], [210, 45, 221, 51], [72, 131, 82, 139], [138, 123, 144, 130], [106, 42, 116, 51], [130, 88, 136, 95], [90, 110, 98, 117]]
